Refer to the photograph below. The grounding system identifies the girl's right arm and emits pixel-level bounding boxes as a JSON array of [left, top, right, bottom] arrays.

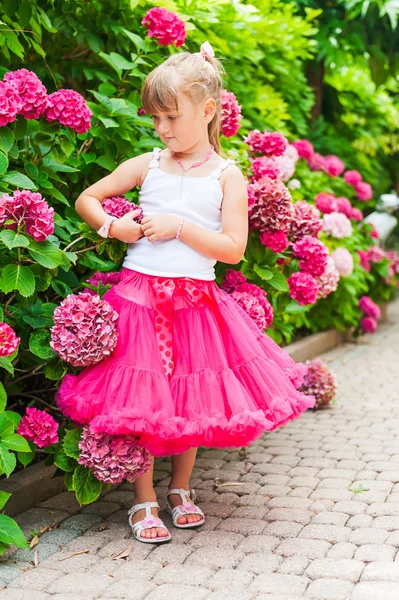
[[75, 153, 152, 243]]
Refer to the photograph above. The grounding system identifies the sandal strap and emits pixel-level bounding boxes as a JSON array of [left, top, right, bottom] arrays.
[[167, 488, 193, 504], [128, 500, 159, 518]]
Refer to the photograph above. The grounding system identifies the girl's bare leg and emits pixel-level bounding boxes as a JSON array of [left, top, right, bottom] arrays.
[[132, 455, 169, 539], [168, 447, 202, 524]]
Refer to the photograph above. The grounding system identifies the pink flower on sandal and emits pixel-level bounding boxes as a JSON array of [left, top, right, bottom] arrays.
[[141, 516, 162, 527], [178, 502, 199, 514]]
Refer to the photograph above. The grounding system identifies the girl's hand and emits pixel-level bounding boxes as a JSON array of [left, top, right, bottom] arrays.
[[141, 214, 180, 242], [109, 210, 144, 243]]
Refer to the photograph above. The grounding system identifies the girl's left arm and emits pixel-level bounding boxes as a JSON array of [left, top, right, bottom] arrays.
[[179, 165, 248, 264]]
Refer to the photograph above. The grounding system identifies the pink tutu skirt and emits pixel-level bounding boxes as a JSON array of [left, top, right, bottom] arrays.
[[56, 268, 316, 457]]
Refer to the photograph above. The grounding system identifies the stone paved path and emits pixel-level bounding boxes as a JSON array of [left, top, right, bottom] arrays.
[[1, 301, 399, 600]]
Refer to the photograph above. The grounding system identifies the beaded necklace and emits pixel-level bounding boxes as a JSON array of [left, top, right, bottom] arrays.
[[171, 144, 214, 202]]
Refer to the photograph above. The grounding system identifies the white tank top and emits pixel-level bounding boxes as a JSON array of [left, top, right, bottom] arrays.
[[122, 147, 235, 280]]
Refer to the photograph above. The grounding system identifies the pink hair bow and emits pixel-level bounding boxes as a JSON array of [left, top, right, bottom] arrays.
[[200, 41, 215, 61]]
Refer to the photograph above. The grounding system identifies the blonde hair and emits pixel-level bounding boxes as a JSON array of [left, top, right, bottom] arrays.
[[141, 49, 226, 154]]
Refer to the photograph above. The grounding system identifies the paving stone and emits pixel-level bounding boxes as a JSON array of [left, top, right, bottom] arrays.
[[189, 531, 244, 549], [372, 516, 399, 530], [206, 567, 255, 590], [0, 591, 50, 600], [304, 558, 364, 582], [235, 495, 268, 507], [361, 562, 399, 581], [46, 571, 113, 597], [100, 491, 135, 507], [101, 579, 156, 599], [237, 553, 282, 575], [11, 543, 61, 563], [14, 508, 69, 536], [298, 524, 351, 543], [185, 547, 244, 569], [248, 573, 309, 595], [200, 591, 255, 600], [81, 501, 120, 518], [236, 535, 280, 553], [346, 514, 373, 529], [35, 551, 99, 573], [367, 503, 399, 516], [58, 514, 103, 533], [311, 513, 349, 526], [147, 543, 194, 564], [265, 509, 313, 525], [216, 517, 267, 535], [351, 581, 399, 600], [0, 564, 29, 584], [38, 492, 81, 514], [8, 567, 60, 590], [278, 557, 309, 576], [267, 497, 313, 510], [305, 578, 354, 599], [230, 505, 269, 519], [154, 564, 214, 585], [355, 544, 396, 561], [264, 521, 304, 538], [349, 528, 389, 545], [276, 538, 331, 559]]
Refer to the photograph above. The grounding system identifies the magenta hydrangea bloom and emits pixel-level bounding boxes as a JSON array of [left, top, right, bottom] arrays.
[[300, 359, 337, 409], [355, 181, 373, 202], [0, 190, 54, 241], [307, 152, 326, 172], [322, 212, 352, 239], [78, 426, 151, 484], [323, 155, 345, 177], [141, 7, 186, 47], [315, 256, 340, 299], [344, 170, 362, 186], [221, 90, 243, 137], [334, 197, 352, 218], [44, 89, 92, 134], [50, 292, 119, 367], [315, 192, 336, 214], [244, 130, 287, 156], [230, 290, 273, 330], [250, 156, 280, 181], [102, 196, 143, 222], [358, 250, 371, 272], [292, 139, 314, 160], [0, 322, 20, 357], [220, 269, 247, 293], [248, 177, 293, 234], [287, 272, 319, 305], [367, 245, 385, 263], [359, 296, 381, 320], [290, 201, 323, 240], [4, 69, 47, 120], [349, 207, 364, 221], [360, 316, 377, 334], [234, 281, 270, 314], [275, 144, 298, 182], [17, 408, 58, 448], [0, 80, 23, 126], [293, 236, 329, 277], [260, 231, 289, 252], [331, 248, 354, 277]]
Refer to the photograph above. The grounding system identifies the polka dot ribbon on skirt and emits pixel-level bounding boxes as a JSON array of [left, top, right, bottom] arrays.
[[148, 276, 212, 380]]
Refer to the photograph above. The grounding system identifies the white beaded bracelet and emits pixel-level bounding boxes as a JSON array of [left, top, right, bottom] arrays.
[[175, 218, 185, 239]]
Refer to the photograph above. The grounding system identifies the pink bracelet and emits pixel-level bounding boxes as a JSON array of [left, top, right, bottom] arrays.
[[175, 218, 185, 239]]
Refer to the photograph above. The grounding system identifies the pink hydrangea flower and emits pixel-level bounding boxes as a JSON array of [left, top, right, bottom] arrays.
[[323, 155, 345, 177], [17, 408, 58, 448], [355, 181, 373, 202], [234, 281, 270, 314], [344, 170, 362, 186], [315, 256, 340, 299], [275, 144, 298, 182], [250, 156, 280, 181], [141, 8, 186, 47], [138, 107, 146, 116], [230, 290, 273, 330], [386, 250, 399, 274], [260, 231, 289, 252], [358, 250, 371, 272], [78, 426, 151, 484], [322, 212, 352, 239], [300, 359, 337, 409], [0, 322, 20, 357], [0, 190, 54, 241], [349, 207, 364, 221], [315, 192, 337, 215], [290, 201, 323, 240], [370, 227, 379, 239], [4, 69, 47, 120], [0, 80, 22, 126], [291, 139, 314, 160], [360, 316, 377, 334], [293, 236, 329, 277], [334, 197, 353, 218], [307, 152, 326, 172], [102, 196, 143, 222], [244, 130, 287, 156], [221, 90, 243, 137], [287, 272, 319, 305], [84, 271, 122, 295], [50, 292, 119, 367], [359, 296, 381, 320], [367, 245, 385, 263], [331, 248, 354, 277], [44, 89, 92, 134], [221, 269, 247, 293], [248, 177, 293, 234]]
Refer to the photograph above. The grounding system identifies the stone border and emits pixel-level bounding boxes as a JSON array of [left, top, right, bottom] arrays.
[[1, 299, 395, 518]]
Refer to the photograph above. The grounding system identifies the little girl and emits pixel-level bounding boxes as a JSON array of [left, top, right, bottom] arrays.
[[57, 42, 315, 543]]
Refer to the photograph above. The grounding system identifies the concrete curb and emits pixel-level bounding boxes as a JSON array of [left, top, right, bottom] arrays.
[[1, 299, 395, 518]]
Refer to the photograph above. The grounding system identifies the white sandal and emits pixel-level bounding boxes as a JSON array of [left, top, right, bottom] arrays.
[[128, 500, 171, 543], [166, 488, 205, 529]]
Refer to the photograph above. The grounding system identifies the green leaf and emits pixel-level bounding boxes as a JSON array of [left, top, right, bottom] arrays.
[[120, 28, 147, 52], [0, 414, 14, 437], [0, 127, 14, 153], [0, 443, 17, 477], [41, 157, 79, 173], [267, 270, 289, 292], [0, 151, 9, 174], [0, 357, 14, 376], [0, 382, 6, 414], [0, 264, 35, 297], [253, 264, 273, 280], [64, 471, 74, 491], [0, 491, 11, 511], [0, 230, 30, 249], [28, 240, 66, 268], [44, 359, 67, 381], [97, 115, 119, 128], [285, 301, 311, 314], [54, 445, 77, 472], [1, 171, 37, 190], [63, 428, 82, 459], [0, 514, 29, 548], [3, 411, 21, 429], [17, 447, 35, 467], [73, 464, 102, 505], [1, 433, 31, 453], [29, 330, 56, 360]]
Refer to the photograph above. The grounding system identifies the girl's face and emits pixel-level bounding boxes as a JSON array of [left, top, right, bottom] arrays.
[[150, 92, 215, 152]]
